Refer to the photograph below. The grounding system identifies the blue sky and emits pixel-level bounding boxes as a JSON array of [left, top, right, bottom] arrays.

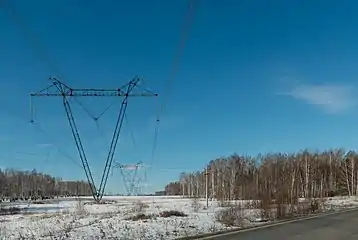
[[1, 0, 358, 194]]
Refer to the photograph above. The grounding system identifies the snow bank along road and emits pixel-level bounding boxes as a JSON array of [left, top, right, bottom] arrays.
[[198, 208, 358, 240]]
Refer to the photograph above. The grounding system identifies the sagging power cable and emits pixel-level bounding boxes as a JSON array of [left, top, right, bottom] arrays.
[[149, 0, 198, 165], [71, 96, 119, 123], [0, 1, 94, 170], [0, 0, 64, 85], [2, 0, 161, 200], [1, 1, 116, 171], [1, 106, 83, 168], [124, 113, 137, 151]]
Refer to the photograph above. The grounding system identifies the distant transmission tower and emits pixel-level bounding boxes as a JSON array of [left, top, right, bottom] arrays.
[[112, 161, 149, 196], [30, 76, 158, 202]]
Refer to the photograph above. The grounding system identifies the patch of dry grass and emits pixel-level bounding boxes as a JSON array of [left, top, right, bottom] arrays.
[[160, 210, 188, 218], [215, 202, 246, 227], [129, 201, 150, 214], [191, 197, 204, 212]]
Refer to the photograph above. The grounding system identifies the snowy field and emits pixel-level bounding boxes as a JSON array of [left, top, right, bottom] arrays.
[[1, 195, 358, 240]]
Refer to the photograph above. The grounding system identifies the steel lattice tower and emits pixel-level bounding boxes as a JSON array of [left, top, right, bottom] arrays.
[[112, 161, 148, 196], [30, 76, 157, 202]]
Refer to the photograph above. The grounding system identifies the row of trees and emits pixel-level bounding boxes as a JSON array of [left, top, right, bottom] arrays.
[[0, 168, 92, 198], [165, 149, 358, 201]]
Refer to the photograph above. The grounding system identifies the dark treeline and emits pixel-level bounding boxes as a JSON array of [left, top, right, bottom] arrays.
[[0, 168, 92, 199], [165, 148, 358, 201]]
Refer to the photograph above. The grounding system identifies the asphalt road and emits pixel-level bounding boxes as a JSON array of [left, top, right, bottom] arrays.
[[203, 209, 358, 240]]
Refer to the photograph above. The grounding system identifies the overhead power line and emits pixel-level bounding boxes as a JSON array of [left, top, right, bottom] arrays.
[[1, 0, 184, 198], [149, 0, 198, 166]]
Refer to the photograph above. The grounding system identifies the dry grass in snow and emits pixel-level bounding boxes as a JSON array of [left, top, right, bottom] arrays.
[[0, 195, 357, 240]]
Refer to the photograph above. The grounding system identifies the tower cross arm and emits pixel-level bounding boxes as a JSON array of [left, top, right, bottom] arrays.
[[30, 89, 158, 97], [30, 77, 158, 97]]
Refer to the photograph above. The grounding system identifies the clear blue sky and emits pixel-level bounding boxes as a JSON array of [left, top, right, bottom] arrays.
[[1, 0, 358, 194]]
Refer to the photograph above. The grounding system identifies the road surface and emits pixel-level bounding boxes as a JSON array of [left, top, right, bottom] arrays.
[[202, 209, 358, 240]]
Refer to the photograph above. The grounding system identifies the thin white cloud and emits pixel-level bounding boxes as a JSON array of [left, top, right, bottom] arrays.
[[279, 83, 357, 114]]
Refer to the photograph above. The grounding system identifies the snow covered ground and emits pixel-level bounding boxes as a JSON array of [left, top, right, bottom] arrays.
[[0, 195, 358, 240]]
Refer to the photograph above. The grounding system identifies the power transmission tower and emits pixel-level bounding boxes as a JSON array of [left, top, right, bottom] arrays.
[[112, 161, 148, 196], [30, 76, 158, 202]]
